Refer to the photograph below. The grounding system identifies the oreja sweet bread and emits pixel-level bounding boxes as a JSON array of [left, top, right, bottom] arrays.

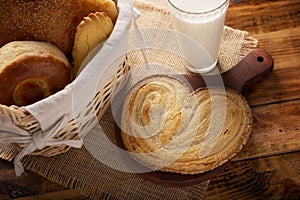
[[121, 75, 252, 174], [0, 41, 73, 106]]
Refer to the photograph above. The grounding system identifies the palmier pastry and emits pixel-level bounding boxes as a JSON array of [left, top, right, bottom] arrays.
[[0, 41, 72, 106], [0, 0, 118, 55], [121, 75, 252, 174]]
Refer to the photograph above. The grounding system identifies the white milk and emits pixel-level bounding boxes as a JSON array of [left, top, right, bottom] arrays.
[[169, 0, 229, 73]]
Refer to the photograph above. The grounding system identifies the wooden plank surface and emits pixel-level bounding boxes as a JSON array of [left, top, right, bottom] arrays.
[[248, 28, 300, 106], [15, 190, 90, 200], [234, 99, 300, 160], [0, 159, 69, 199], [205, 151, 300, 200], [230, 0, 300, 159], [226, 0, 300, 34]]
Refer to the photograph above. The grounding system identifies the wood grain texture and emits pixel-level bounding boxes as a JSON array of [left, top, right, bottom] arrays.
[[0, 159, 71, 200], [226, 0, 300, 34], [228, 0, 300, 160], [234, 99, 300, 160], [205, 151, 300, 200], [14, 190, 90, 200], [248, 28, 300, 105]]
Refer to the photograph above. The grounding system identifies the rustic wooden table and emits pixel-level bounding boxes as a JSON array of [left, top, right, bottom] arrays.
[[1, 0, 299, 199]]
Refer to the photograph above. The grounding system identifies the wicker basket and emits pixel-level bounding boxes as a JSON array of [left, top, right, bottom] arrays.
[[0, 0, 133, 161]]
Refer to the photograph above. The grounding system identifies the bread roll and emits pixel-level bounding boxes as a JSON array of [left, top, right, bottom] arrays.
[[121, 75, 252, 174], [0, 0, 118, 55], [0, 41, 72, 106]]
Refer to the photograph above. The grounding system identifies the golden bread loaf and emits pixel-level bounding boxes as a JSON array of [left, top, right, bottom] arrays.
[[0, 0, 118, 55], [121, 76, 252, 174], [0, 41, 73, 106]]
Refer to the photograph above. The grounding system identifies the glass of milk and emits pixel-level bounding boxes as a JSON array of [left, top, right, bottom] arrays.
[[168, 0, 229, 73]]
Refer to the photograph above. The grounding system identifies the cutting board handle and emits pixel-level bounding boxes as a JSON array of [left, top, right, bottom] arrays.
[[184, 48, 274, 97], [222, 48, 274, 96]]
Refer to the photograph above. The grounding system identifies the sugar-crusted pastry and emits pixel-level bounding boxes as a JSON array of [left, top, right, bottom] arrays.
[[0, 0, 118, 55], [121, 75, 252, 174], [0, 41, 72, 106]]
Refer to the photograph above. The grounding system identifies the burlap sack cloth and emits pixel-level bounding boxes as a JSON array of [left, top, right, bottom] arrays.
[[2, 1, 258, 199]]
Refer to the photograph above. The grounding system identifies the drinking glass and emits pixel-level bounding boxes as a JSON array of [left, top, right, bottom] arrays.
[[168, 0, 229, 73]]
